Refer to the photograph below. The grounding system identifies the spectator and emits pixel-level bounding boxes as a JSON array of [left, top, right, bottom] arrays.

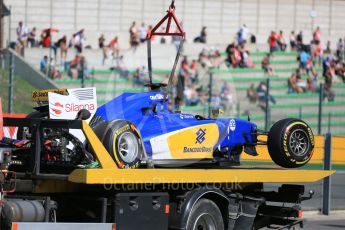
[[307, 69, 320, 92], [288, 72, 303, 93], [335, 61, 345, 83], [16, 21, 28, 54], [27, 27, 37, 48], [277, 30, 287, 51], [237, 24, 249, 46], [329, 59, 341, 83], [313, 26, 321, 43], [189, 59, 198, 83], [132, 66, 147, 86], [247, 83, 258, 103], [40, 55, 48, 75], [139, 23, 147, 43], [261, 53, 275, 76], [98, 34, 105, 48], [220, 82, 233, 113], [299, 50, 310, 73], [68, 54, 81, 79], [296, 31, 303, 51], [267, 31, 278, 53], [336, 38, 344, 60], [40, 29, 51, 48], [311, 40, 322, 66], [48, 57, 62, 80], [103, 36, 119, 65], [194, 26, 207, 43], [67, 54, 88, 79], [52, 35, 68, 61], [289, 31, 297, 51], [323, 69, 335, 101], [296, 74, 307, 92], [242, 50, 255, 68], [129, 21, 139, 50], [71, 29, 85, 53], [256, 81, 276, 110], [184, 85, 200, 106]]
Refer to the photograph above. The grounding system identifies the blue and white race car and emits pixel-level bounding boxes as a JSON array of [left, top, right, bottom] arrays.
[[90, 84, 315, 169]]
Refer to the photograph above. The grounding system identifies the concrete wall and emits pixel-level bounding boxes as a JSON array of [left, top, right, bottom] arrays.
[[3, 0, 345, 49]]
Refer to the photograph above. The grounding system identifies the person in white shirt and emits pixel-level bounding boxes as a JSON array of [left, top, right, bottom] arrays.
[[16, 21, 29, 54], [139, 23, 147, 43]]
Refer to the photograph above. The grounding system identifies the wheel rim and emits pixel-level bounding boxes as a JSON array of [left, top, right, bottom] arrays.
[[117, 132, 139, 163], [193, 213, 217, 230], [288, 129, 309, 156]]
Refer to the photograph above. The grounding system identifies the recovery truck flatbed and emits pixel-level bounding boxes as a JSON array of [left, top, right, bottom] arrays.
[[0, 116, 335, 230]]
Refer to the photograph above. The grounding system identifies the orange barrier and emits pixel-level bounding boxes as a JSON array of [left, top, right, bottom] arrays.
[[242, 135, 345, 164]]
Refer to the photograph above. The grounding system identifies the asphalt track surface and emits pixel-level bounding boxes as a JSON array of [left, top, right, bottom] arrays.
[[264, 172, 345, 211], [303, 211, 345, 230]]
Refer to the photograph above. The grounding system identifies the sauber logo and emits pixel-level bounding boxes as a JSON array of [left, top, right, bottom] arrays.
[[149, 94, 168, 100], [50, 102, 64, 116], [195, 128, 206, 144]]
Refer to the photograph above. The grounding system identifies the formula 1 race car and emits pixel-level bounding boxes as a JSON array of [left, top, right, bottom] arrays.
[[90, 84, 315, 169]]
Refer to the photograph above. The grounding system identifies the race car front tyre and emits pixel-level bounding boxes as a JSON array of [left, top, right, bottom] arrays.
[[103, 120, 143, 169], [186, 199, 224, 230], [267, 118, 314, 168]]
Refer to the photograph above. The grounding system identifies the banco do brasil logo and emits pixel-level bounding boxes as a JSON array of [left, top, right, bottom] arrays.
[[195, 128, 206, 144]]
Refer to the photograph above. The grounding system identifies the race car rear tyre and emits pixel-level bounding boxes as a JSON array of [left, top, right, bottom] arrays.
[[17, 110, 49, 140], [267, 118, 314, 168], [186, 199, 224, 230], [102, 120, 143, 169]]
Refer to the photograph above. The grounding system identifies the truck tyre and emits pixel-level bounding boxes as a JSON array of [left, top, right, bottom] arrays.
[[268, 118, 314, 168], [186, 199, 224, 230], [102, 120, 143, 168]]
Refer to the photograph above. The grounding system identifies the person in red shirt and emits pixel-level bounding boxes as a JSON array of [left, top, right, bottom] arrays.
[[102, 36, 120, 65], [313, 26, 321, 43], [41, 30, 51, 48], [268, 31, 278, 53]]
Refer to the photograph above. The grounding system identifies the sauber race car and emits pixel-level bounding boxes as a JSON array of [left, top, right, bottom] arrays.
[[89, 84, 315, 169]]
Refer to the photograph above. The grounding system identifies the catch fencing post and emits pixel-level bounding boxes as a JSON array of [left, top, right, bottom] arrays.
[[8, 51, 14, 113], [208, 72, 213, 118], [322, 133, 332, 215], [264, 78, 270, 131], [318, 83, 324, 134]]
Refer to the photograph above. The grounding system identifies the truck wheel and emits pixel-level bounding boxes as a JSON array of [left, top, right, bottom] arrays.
[[103, 120, 143, 168], [267, 118, 314, 168], [186, 199, 224, 230]]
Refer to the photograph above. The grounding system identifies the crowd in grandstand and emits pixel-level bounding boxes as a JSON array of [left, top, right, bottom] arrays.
[[12, 19, 345, 111]]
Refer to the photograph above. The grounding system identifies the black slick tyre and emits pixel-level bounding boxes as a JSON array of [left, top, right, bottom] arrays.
[[102, 120, 143, 168], [267, 118, 314, 168]]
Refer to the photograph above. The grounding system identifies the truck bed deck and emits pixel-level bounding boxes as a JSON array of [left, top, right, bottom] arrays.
[[68, 168, 334, 184]]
